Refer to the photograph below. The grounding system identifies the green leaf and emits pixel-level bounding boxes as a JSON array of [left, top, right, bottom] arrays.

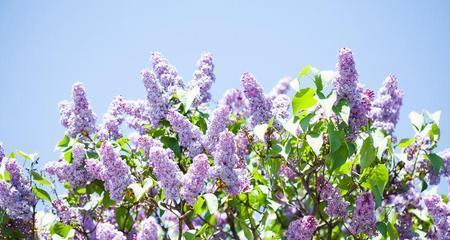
[[376, 222, 387, 238], [31, 171, 51, 186], [319, 70, 337, 86], [16, 150, 32, 160], [183, 230, 196, 240], [327, 142, 349, 172], [409, 111, 424, 130], [177, 86, 200, 112], [203, 193, 218, 214], [361, 164, 389, 207], [428, 153, 443, 175], [297, 65, 311, 79], [128, 178, 154, 202], [32, 186, 52, 202], [306, 134, 323, 156], [292, 88, 318, 115], [193, 196, 205, 215], [115, 206, 134, 232], [318, 92, 337, 118], [50, 221, 72, 238], [387, 222, 398, 240], [161, 136, 182, 160], [360, 136, 376, 170], [254, 124, 269, 141], [397, 138, 415, 148], [327, 122, 342, 152], [56, 135, 70, 148]]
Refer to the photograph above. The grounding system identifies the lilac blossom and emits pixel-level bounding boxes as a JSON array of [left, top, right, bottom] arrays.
[[58, 82, 97, 138], [370, 74, 404, 135], [98, 95, 127, 140], [285, 215, 318, 240], [270, 77, 291, 96], [137, 217, 158, 240], [424, 195, 450, 238], [240, 72, 273, 126], [149, 146, 183, 200], [151, 52, 183, 96], [203, 105, 230, 152], [99, 142, 133, 202], [181, 154, 210, 205], [141, 69, 168, 127], [0, 142, 4, 163], [166, 110, 204, 157], [95, 222, 126, 240], [189, 52, 215, 106], [272, 94, 290, 130], [396, 213, 416, 240], [234, 130, 249, 168], [219, 88, 248, 117], [53, 199, 79, 224], [130, 134, 163, 165], [350, 192, 377, 236], [317, 176, 348, 218]]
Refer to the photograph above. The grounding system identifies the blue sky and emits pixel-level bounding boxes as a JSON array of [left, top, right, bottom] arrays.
[[1, 1, 450, 188]]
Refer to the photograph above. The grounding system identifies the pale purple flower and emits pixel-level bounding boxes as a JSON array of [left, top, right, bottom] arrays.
[[0, 143, 4, 163], [149, 146, 183, 200], [350, 192, 377, 236], [270, 77, 291, 96], [424, 195, 450, 239], [234, 130, 249, 168], [53, 199, 79, 224], [85, 158, 103, 181], [203, 105, 230, 152], [272, 94, 290, 130], [241, 72, 273, 126], [137, 217, 158, 240], [396, 213, 415, 240], [317, 176, 348, 219], [98, 95, 127, 140], [220, 88, 248, 116], [166, 110, 204, 157], [95, 222, 126, 240], [59, 82, 97, 138], [130, 134, 163, 165], [285, 215, 318, 240], [100, 142, 133, 202], [370, 74, 404, 135], [151, 52, 183, 96], [141, 69, 168, 127], [279, 163, 297, 180], [181, 154, 210, 205], [189, 52, 215, 106]]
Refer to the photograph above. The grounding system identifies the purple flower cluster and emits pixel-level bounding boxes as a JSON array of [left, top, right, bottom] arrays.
[[272, 94, 291, 130], [270, 77, 291, 96], [58, 82, 97, 138], [0, 143, 4, 163], [285, 215, 318, 240], [189, 52, 215, 106], [220, 88, 248, 117], [212, 130, 249, 195], [166, 110, 204, 157], [98, 95, 127, 140], [95, 222, 126, 240], [100, 142, 133, 202], [241, 72, 273, 126], [203, 105, 230, 152], [370, 74, 404, 135], [137, 217, 158, 240], [396, 213, 415, 240], [317, 176, 348, 219], [131, 134, 163, 165], [141, 69, 168, 127], [149, 146, 183, 200], [350, 192, 377, 236], [234, 130, 249, 168], [181, 154, 210, 205], [151, 52, 183, 96], [0, 158, 37, 220], [334, 48, 373, 136], [53, 199, 79, 224], [424, 195, 450, 238]]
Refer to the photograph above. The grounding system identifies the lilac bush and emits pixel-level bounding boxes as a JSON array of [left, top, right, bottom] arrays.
[[1, 48, 449, 239]]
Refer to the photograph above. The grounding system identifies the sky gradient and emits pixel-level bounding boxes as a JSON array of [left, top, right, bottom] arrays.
[[1, 1, 450, 189]]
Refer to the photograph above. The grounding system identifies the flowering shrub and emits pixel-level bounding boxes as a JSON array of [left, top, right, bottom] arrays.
[[0, 49, 449, 239]]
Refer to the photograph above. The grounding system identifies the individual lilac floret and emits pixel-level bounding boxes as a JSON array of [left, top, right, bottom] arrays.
[[137, 217, 158, 240], [100, 142, 133, 202], [98, 95, 127, 140], [350, 192, 377, 237], [272, 94, 291, 130], [240, 72, 273, 126], [141, 70, 168, 127], [220, 88, 248, 117], [270, 77, 291, 96], [0, 142, 4, 163], [95, 222, 126, 240], [370, 74, 404, 135], [317, 176, 349, 219], [53, 199, 79, 224], [151, 52, 183, 96], [59, 82, 97, 138], [166, 110, 204, 157], [424, 195, 450, 239], [149, 146, 183, 200], [181, 154, 210, 205], [189, 52, 215, 106], [203, 105, 230, 152], [285, 215, 318, 240]]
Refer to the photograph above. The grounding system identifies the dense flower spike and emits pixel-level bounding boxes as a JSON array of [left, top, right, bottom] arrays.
[[141, 69, 168, 127], [189, 52, 215, 106], [58, 82, 97, 138], [203, 105, 230, 152], [241, 72, 273, 126], [166, 110, 204, 157], [99, 142, 133, 202], [137, 217, 159, 240], [98, 95, 127, 140], [95, 222, 126, 240], [151, 52, 183, 96], [317, 176, 348, 218], [220, 88, 248, 116], [181, 154, 210, 205], [270, 77, 291, 96], [285, 215, 318, 240], [396, 213, 415, 240], [53, 199, 79, 224], [272, 94, 291, 130], [234, 129, 249, 168], [0, 142, 4, 163], [149, 146, 183, 200], [370, 74, 404, 135], [424, 195, 450, 238], [350, 192, 377, 236]]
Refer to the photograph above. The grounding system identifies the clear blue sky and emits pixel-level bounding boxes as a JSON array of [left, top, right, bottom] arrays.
[[1, 1, 450, 187]]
